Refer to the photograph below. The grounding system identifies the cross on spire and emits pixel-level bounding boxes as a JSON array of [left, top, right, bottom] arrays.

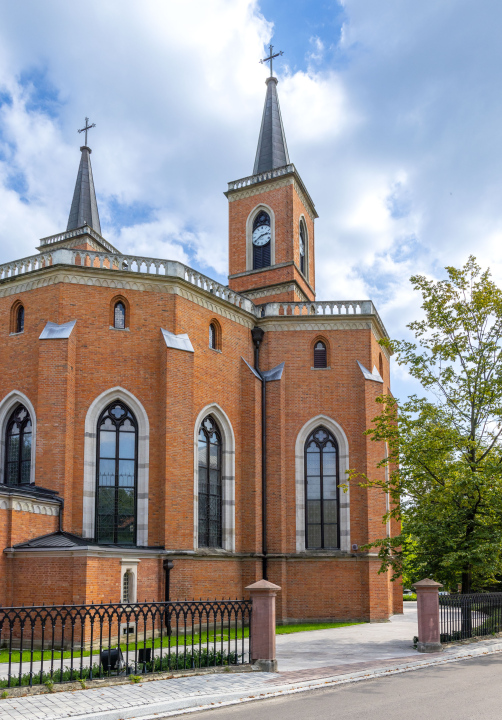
[[259, 44, 284, 77], [77, 117, 96, 147]]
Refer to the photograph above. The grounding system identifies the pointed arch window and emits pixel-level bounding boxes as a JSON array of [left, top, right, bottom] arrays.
[[198, 415, 222, 548], [114, 302, 126, 330], [305, 426, 339, 549], [16, 306, 24, 334], [252, 211, 271, 270], [209, 323, 216, 350], [96, 401, 137, 545], [299, 221, 307, 276], [5, 405, 32, 486], [314, 341, 327, 368]]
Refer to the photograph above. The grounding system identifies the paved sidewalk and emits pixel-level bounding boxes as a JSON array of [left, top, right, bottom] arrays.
[[2, 603, 500, 720]]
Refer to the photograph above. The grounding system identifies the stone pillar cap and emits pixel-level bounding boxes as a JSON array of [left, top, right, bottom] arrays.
[[412, 578, 443, 589], [246, 579, 281, 592]]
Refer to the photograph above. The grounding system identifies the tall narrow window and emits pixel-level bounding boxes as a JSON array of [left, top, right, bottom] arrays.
[[16, 306, 24, 334], [198, 415, 222, 548], [252, 211, 271, 270], [299, 221, 306, 275], [114, 302, 126, 329], [305, 427, 339, 549], [5, 405, 32, 486], [209, 323, 216, 349], [96, 401, 137, 545], [313, 341, 327, 368]]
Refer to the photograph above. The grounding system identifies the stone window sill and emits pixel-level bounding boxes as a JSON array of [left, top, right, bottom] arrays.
[[209, 347, 222, 353], [9, 331, 24, 336], [109, 326, 130, 331], [311, 366, 331, 370]]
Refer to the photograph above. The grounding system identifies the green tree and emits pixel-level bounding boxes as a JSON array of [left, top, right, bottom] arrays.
[[354, 257, 502, 593]]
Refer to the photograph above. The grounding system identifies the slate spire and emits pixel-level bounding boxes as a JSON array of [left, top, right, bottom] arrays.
[[253, 76, 290, 175], [66, 145, 102, 234]]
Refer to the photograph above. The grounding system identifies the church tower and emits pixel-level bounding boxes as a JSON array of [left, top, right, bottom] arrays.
[[226, 51, 318, 304]]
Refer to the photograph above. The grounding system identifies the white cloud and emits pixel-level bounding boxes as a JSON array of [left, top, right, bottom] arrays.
[[0, 0, 502, 402]]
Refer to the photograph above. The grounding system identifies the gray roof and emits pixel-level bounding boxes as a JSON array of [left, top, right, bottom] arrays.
[[13, 531, 92, 549], [67, 146, 102, 234], [253, 77, 290, 175]]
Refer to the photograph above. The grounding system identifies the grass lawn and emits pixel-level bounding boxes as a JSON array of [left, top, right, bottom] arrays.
[[276, 621, 366, 635], [0, 621, 365, 665]]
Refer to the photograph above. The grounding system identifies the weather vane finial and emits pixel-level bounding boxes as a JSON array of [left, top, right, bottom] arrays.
[[78, 117, 96, 147], [259, 44, 284, 77]]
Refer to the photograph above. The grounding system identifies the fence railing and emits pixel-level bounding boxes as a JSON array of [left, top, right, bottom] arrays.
[[439, 593, 502, 642], [0, 599, 252, 688], [0, 248, 386, 328]]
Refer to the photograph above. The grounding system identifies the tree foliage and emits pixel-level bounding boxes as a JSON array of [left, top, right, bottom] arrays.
[[354, 257, 502, 592]]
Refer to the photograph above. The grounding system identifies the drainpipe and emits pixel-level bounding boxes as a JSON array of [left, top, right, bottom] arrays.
[[163, 559, 174, 635], [58, 497, 64, 532], [251, 327, 267, 581]]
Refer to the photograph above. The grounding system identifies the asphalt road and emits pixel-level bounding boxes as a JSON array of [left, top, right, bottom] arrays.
[[180, 654, 502, 720]]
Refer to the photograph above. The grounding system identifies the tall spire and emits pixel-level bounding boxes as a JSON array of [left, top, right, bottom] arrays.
[[67, 118, 101, 233], [253, 76, 290, 175]]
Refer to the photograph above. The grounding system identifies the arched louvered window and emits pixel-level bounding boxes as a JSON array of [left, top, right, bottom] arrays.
[[209, 323, 216, 349], [305, 426, 339, 549], [114, 302, 126, 329], [16, 306, 25, 334], [96, 401, 137, 545], [314, 341, 327, 368], [252, 211, 271, 270], [300, 221, 307, 275], [198, 415, 222, 548], [5, 405, 32, 486]]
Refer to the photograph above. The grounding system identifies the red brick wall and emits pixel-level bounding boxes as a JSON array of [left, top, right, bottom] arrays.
[[0, 270, 396, 620], [228, 181, 315, 300]]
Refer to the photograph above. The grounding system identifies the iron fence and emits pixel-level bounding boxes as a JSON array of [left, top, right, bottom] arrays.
[[0, 599, 252, 688], [439, 593, 502, 642]]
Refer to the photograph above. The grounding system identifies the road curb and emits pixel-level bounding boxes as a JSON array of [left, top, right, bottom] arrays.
[[40, 642, 502, 720]]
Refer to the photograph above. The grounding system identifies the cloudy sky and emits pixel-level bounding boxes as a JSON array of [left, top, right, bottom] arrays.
[[0, 0, 500, 399]]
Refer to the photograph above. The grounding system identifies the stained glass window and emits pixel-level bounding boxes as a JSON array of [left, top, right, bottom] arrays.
[[198, 415, 222, 548], [114, 302, 126, 329], [5, 405, 31, 486], [16, 306, 24, 333], [305, 426, 339, 549], [209, 323, 216, 349], [96, 401, 137, 545]]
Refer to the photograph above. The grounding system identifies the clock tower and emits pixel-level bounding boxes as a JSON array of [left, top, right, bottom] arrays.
[[226, 72, 318, 305]]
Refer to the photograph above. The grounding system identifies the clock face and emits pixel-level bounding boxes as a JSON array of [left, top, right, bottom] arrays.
[[252, 225, 271, 246]]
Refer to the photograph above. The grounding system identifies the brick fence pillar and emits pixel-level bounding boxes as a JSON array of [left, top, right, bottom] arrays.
[[246, 579, 281, 672], [413, 578, 443, 653]]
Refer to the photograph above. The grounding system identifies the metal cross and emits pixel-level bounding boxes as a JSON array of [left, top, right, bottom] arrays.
[[77, 117, 96, 146], [259, 44, 284, 77]]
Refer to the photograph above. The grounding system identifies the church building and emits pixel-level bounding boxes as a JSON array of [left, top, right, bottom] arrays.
[[0, 67, 401, 622]]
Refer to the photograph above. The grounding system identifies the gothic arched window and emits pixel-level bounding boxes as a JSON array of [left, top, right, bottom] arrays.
[[198, 415, 222, 547], [114, 302, 126, 330], [252, 211, 271, 270], [305, 426, 339, 549], [16, 306, 24, 334], [5, 405, 32, 486], [209, 323, 216, 350], [314, 341, 327, 368], [299, 220, 307, 275], [96, 401, 137, 545]]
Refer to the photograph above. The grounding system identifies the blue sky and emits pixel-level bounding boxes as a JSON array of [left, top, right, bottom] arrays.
[[0, 0, 501, 401]]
